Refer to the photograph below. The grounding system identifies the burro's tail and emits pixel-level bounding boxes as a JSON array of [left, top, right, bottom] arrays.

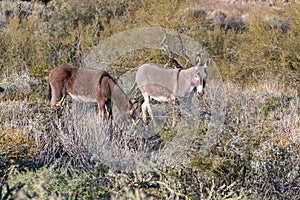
[[47, 78, 52, 102]]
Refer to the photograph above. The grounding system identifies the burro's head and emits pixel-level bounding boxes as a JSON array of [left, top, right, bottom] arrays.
[[192, 56, 211, 96], [113, 98, 144, 125], [128, 98, 144, 120]]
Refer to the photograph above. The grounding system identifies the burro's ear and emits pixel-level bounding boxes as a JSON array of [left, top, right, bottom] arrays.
[[129, 98, 144, 118], [130, 98, 137, 105], [204, 57, 211, 68], [130, 98, 144, 106], [195, 54, 201, 65]]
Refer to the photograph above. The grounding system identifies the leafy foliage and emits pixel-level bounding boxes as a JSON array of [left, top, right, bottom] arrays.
[[0, 0, 299, 199]]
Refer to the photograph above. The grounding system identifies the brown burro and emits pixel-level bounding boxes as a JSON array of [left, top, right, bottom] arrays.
[[47, 65, 141, 121]]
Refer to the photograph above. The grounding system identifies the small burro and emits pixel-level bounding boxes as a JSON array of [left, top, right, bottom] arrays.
[[134, 55, 211, 125], [47, 65, 141, 121]]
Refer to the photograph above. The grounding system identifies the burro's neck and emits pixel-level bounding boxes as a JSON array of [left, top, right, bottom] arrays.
[[174, 67, 195, 97], [110, 80, 131, 114]]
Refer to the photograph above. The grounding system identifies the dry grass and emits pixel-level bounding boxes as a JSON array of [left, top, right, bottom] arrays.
[[225, 81, 299, 141], [0, 0, 299, 199], [194, 0, 288, 16], [1, 72, 298, 198]]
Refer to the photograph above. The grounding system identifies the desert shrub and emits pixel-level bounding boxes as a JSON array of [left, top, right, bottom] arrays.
[[1, 73, 298, 199], [0, 1, 299, 199], [209, 2, 300, 86], [0, 101, 37, 192], [0, 129, 35, 199], [0, 0, 146, 77], [2, 160, 250, 200], [244, 139, 300, 198], [1, 0, 299, 86], [0, 127, 34, 162], [134, 0, 190, 30], [1, 164, 111, 200], [0, 0, 104, 75], [189, 82, 299, 199], [182, 2, 299, 88], [33, 108, 94, 168], [111, 49, 190, 77], [0, 71, 55, 186]]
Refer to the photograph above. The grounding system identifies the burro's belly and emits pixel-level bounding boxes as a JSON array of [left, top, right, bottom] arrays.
[[69, 93, 97, 103], [151, 95, 174, 102], [140, 83, 175, 102]]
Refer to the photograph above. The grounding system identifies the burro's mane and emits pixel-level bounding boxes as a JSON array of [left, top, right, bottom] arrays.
[[104, 73, 132, 113]]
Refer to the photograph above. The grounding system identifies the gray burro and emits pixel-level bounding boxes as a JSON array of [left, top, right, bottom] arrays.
[[135, 55, 211, 125]]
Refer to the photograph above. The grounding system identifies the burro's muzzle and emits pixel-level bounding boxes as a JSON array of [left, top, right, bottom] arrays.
[[196, 85, 204, 96]]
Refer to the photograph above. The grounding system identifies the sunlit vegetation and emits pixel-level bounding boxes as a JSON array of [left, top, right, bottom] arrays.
[[0, 0, 299, 199]]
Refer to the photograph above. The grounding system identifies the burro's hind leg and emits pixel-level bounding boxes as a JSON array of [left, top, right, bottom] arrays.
[[141, 101, 148, 125], [105, 100, 113, 120], [96, 76, 112, 123]]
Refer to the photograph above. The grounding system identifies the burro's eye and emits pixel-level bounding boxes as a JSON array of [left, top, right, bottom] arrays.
[[194, 74, 199, 80]]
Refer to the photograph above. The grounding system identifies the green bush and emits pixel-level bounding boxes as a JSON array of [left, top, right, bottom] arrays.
[[2, 165, 110, 200], [0, 1, 299, 199], [207, 2, 300, 86]]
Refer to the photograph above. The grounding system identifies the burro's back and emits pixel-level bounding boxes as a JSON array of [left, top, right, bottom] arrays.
[[136, 64, 180, 100], [72, 68, 105, 101]]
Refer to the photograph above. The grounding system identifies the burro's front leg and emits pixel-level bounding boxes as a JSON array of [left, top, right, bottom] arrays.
[[141, 93, 155, 125], [171, 97, 181, 127], [98, 100, 108, 121], [141, 99, 149, 125], [55, 95, 66, 108]]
